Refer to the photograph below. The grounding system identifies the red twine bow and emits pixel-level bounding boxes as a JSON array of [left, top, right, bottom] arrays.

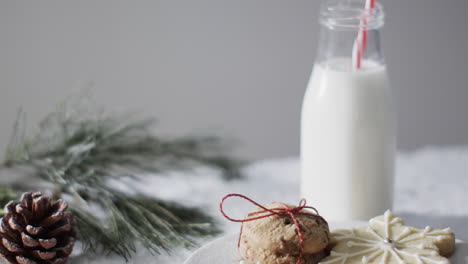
[[219, 193, 327, 264]]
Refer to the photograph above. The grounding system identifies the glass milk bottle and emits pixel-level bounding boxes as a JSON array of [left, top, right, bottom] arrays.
[[301, 0, 395, 221]]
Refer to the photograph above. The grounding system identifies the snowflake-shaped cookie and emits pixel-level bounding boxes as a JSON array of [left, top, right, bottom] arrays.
[[320, 210, 455, 264]]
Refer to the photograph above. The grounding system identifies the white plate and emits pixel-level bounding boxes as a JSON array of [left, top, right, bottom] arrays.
[[184, 221, 468, 264]]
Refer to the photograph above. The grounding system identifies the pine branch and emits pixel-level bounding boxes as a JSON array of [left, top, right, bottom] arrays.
[[3, 107, 242, 181], [1, 102, 242, 260], [70, 191, 219, 261]]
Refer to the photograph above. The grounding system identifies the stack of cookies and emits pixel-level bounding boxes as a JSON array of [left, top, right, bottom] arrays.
[[235, 205, 456, 264], [238, 203, 330, 264]]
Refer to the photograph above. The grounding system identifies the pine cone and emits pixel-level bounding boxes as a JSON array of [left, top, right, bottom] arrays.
[[0, 192, 76, 264]]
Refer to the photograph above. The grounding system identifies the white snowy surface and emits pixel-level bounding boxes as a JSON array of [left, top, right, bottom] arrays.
[[70, 147, 468, 263]]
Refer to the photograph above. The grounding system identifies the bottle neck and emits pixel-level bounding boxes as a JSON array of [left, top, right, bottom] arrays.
[[316, 26, 384, 70], [316, 0, 385, 70]]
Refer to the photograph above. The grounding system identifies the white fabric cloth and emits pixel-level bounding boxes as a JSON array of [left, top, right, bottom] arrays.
[[71, 147, 468, 263]]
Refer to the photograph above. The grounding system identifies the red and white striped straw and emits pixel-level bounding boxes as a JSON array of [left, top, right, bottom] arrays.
[[351, 0, 376, 70]]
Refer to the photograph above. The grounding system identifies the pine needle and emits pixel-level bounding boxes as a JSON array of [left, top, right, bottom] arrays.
[[0, 185, 21, 216]]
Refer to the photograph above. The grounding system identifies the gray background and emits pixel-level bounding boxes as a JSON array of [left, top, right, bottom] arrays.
[[1, 0, 468, 159]]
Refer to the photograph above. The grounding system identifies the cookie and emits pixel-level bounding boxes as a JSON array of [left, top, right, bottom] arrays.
[[239, 249, 327, 264], [239, 203, 330, 264], [319, 210, 455, 264]]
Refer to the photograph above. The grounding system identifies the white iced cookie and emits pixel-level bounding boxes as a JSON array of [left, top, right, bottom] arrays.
[[320, 210, 455, 264]]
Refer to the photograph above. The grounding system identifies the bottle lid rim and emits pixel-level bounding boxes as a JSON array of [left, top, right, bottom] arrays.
[[320, 0, 385, 30]]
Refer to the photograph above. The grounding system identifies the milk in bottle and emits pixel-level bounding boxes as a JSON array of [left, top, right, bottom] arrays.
[[300, 1, 395, 221]]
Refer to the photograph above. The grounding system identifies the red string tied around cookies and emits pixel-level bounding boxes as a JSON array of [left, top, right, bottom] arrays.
[[220, 193, 327, 264]]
